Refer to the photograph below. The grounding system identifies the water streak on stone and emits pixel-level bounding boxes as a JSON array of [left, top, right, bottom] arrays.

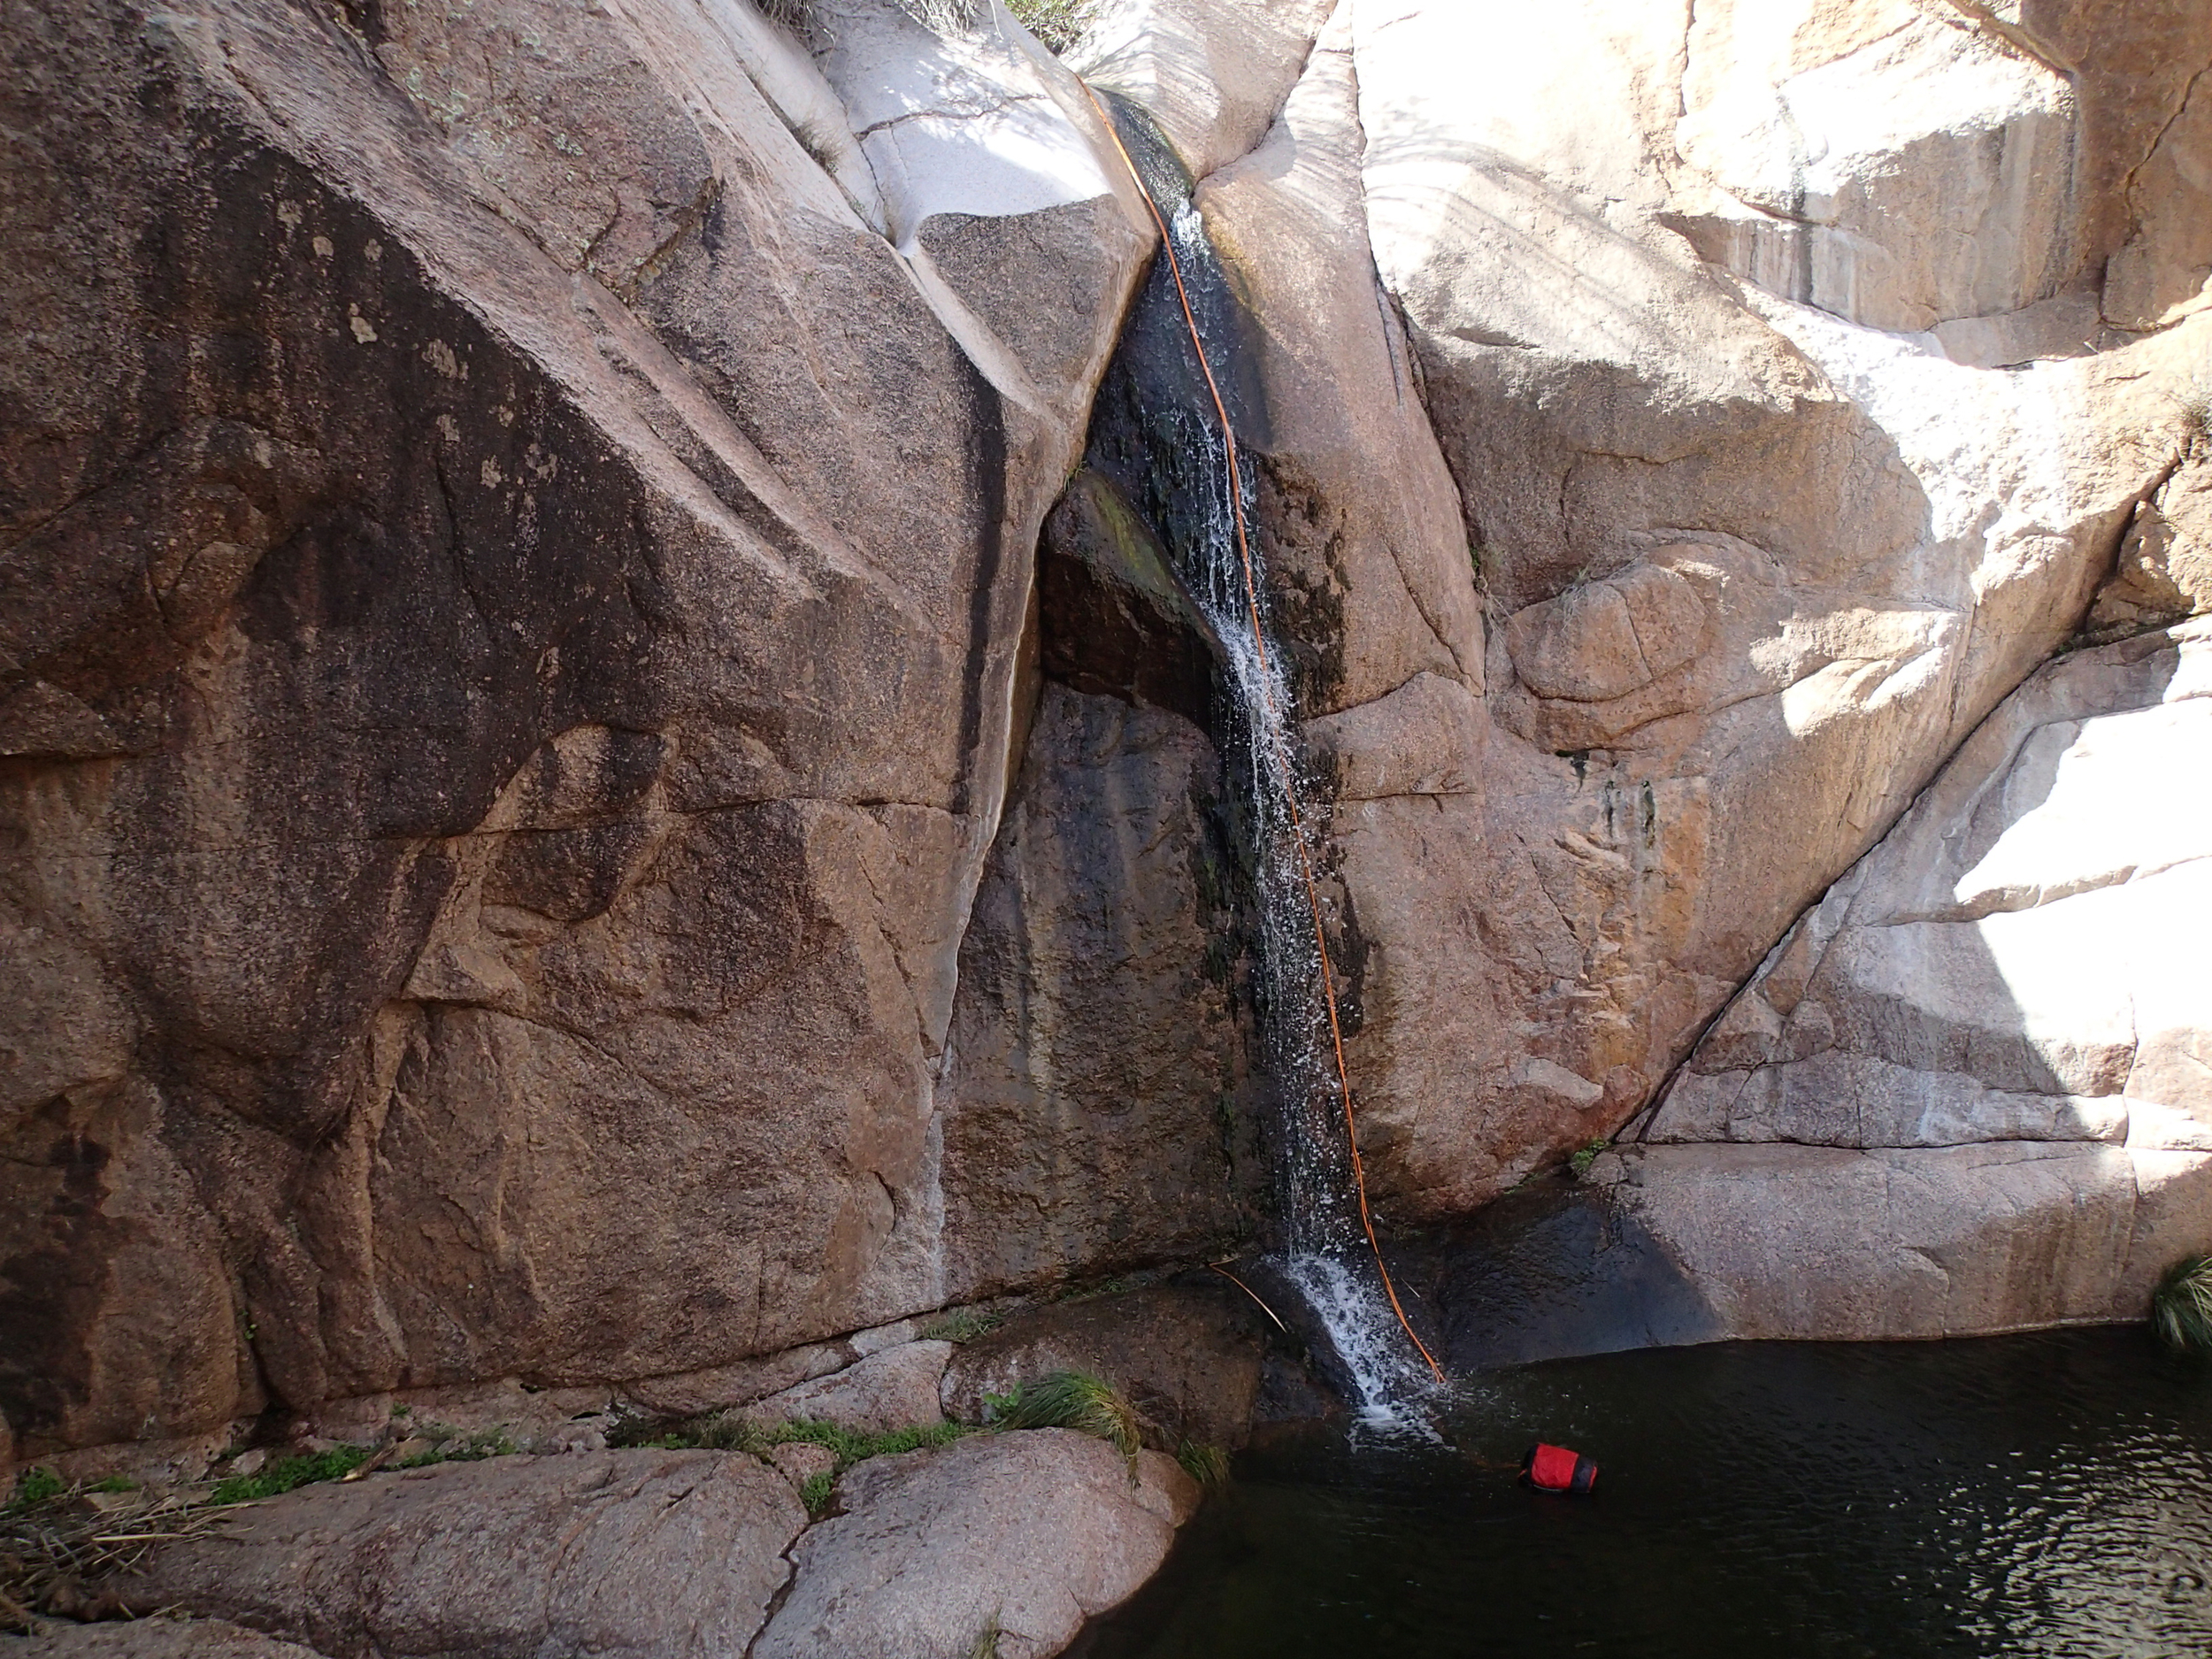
[[1080, 96, 1433, 1419]]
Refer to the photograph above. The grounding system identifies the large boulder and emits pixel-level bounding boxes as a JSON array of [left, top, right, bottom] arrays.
[[1070, 0, 1338, 182], [1613, 616, 2212, 1336], [0, 0, 1151, 1463], [111, 1452, 805, 1658], [753, 1427, 1198, 1659]]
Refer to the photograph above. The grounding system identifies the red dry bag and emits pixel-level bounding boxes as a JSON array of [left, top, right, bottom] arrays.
[[1522, 1441, 1597, 1494]]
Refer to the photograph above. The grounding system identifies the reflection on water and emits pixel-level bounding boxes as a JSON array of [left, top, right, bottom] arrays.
[[1080, 1328, 2212, 1657]]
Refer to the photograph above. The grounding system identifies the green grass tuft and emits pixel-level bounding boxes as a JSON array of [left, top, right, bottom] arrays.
[[1569, 1138, 1608, 1179], [1004, 0, 1091, 52], [921, 1305, 1007, 1344], [2154, 1255, 2212, 1356], [7, 1467, 65, 1511], [1175, 1440, 1231, 1489], [799, 1470, 837, 1517], [969, 1611, 1003, 1659], [397, 1425, 518, 1466], [613, 1409, 972, 1472], [768, 1417, 972, 1466], [209, 1446, 371, 1505], [988, 1371, 1142, 1478]]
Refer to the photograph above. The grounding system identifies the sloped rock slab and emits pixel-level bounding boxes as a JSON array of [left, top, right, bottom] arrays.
[[110, 1452, 803, 1659], [748, 1340, 953, 1432], [18, 1620, 326, 1659], [754, 1428, 1198, 1659]]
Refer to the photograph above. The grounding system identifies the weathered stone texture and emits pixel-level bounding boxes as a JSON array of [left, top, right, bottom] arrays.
[[0, 0, 1150, 1462], [19, 1619, 327, 1659], [1616, 617, 2212, 1337], [938, 684, 1255, 1296]]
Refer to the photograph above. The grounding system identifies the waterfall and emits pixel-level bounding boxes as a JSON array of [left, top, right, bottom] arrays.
[[1080, 96, 1439, 1420]]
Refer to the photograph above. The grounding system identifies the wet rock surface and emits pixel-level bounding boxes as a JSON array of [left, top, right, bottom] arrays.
[[937, 684, 1262, 1299], [1398, 1184, 1726, 1372]]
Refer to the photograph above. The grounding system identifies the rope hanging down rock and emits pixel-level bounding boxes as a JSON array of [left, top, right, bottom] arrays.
[[1079, 81, 1445, 1386]]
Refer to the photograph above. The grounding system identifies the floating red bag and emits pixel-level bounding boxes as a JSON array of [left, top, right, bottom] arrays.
[[1522, 1441, 1598, 1494]]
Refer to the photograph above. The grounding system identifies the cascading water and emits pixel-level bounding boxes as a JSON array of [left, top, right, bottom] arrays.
[[1080, 96, 1440, 1423]]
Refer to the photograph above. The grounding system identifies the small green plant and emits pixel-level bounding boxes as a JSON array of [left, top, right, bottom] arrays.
[[799, 1470, 836, 1517], [969, 1611, 1003, 1659], [787, 115, 842, 174], [398, 1425, 517, 1465], [1004, 0, 1089, 51], [990, 1371, 1141, 1478], [209, 1445, 372, 1505], [921, 1305, 1007, 1344], [85, 1476, 136, 1494], [8, 1467, 65, 1510], [2154, 1255, 2212, 1356], [1570, 1138, 1609, 1179], [774, 1417, 972, 1466], [1175, 1440, 1231, 1489], [612, 1409, 972, 1471]]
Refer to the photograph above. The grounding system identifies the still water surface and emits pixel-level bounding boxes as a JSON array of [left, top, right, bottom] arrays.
[[1083, 1329, 2212, 1657]]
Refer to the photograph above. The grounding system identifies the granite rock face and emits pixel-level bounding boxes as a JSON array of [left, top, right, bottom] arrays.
[[8, 0, 2212, 1477], [747, 1338, 954, 1433], [1075, 0, 2212, 1225], [938, 685, 1258, 1297], [1614, 616, 2212, 1337], [0, 0, 1152, 1463]]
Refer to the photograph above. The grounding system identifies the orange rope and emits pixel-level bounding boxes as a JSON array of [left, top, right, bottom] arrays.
[[1080, 85, 1445, 1385]]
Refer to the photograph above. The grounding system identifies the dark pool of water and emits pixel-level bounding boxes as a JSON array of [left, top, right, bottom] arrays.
[[1080, 1328, 2212, 1658]]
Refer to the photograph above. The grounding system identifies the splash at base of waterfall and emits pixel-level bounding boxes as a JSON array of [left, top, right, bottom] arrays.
[[1279, 1251, 1444, 1433]]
